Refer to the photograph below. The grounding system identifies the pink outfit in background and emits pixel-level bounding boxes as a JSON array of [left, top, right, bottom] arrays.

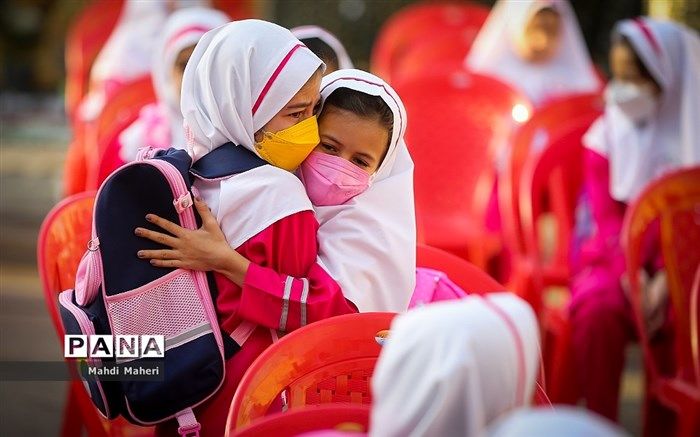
[[569, 149, 669, 421], [569, 149, 634, 420], [570, 17, 699, 420]]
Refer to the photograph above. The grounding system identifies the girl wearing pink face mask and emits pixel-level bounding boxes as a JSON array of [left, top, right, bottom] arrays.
[[569, 17, 699, 421], [140, 69, 417, 316], [300, 69, 417, 313]]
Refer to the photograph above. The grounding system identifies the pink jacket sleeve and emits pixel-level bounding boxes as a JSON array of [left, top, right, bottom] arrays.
[[234, 211, 358, 333]]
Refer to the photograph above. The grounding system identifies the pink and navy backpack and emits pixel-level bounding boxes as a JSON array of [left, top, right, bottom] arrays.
[[58, 144, 265, 435]]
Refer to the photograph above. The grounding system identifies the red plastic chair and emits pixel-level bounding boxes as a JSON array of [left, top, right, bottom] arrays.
[[229, 404, 370, 437], [37, 192, 96, 338], [89, 76, 156, 190], [692, 266, 700, 388], [416, 243, 503, 294], [391, 27, 478, 85], [212, 0, 256, 19], [394, 68, 532, 267], [514, 112, 602, 404], [371, 2, 489, 83], [37, 193, 153, 437], [622, 166, 700, 437], [228, 312, 396, 430], [65, 0, 124, 121], [501, 94, 603, 299]]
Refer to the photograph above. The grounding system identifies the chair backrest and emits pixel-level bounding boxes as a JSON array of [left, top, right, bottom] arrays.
[[65, 0, 124, 121], [37, 192, 95, 339], [499, 94, 603, 262], [691, 265, 700, 385], [416, 244, 503, 294], [394, 69, 532, 258], [212, 0, 256, 19], [622, 166, 700, 384], [371, 2, 489, 82], [89, 76, 156, 189], [391, 28, 478, 85], [517, 113, 600, 304], [228, 404, 371, 437], [229, 312, 396, 429]]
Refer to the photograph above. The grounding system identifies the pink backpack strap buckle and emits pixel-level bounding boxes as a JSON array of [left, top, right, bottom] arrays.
[[173, 193, 193, 214], [176, 408, 201, 437]]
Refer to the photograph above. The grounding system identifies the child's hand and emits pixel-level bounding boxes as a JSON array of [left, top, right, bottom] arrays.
[[135, 197, 235, 273]]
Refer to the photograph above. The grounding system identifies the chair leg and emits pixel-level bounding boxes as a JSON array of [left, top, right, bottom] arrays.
[[545, 321, 580, 404], [61, 383, 83, 437], [642, 394, 676, 437], [71, 380, 110, 437]]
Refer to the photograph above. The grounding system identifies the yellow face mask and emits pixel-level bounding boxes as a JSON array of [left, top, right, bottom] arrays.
[[254, 115, 320, 171]]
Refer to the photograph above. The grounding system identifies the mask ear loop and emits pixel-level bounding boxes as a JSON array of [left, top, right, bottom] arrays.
[[534, 344, 554, 408]]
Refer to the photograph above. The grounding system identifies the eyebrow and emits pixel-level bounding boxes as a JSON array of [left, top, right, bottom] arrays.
[[355, 152, 377, 162], [322, 133, 343, 147], [286, 94, 321, 111], [285, 101, 312, 110], [323, 134, 377, 162]]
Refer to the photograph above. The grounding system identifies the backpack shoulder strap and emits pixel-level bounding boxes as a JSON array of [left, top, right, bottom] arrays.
[[190, 142, 267, 180]]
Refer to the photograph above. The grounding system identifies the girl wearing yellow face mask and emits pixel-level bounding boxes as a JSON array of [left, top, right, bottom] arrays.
[[136, 21, 357, 436], [140, 68, 419, 314]]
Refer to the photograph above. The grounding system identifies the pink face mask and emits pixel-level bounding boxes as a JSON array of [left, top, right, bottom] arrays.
[[299, 151, 371, 206]]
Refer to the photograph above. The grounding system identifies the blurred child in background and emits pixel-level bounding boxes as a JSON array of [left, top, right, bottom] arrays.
[[118, 7, 229, 161], [570, 17, 700, 421], [466, 0, 602, 106], [292, 25, 354, 74]]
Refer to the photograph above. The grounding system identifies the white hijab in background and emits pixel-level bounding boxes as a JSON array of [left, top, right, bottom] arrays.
[[79, 0, 211, 121], [119, 7, 230, 160], [371, 294, 540, 437], [291, 25, 354, 69], [466, 0, 601, 106], [487, 406, 629, 437], [181, 20, 323, 248], [314, 69, 416, 313], [584, 18, 700, 202]]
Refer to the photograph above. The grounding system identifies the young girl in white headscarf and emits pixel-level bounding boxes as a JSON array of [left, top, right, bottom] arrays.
[[78, 0, 211, 121], [64, 0, 211, 196], [570, 17, 700, 421], [371, 294, 540, 436], [136, 20, 357, 436], [118, 7, 229, 162], [140, 69, 417, 313], [291, 25, 354, 74], [466, 0, 602, 106]]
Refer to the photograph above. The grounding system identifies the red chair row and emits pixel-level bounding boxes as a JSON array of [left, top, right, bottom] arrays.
[[64, 0, 124, 121], [622, 167, 700, 437]]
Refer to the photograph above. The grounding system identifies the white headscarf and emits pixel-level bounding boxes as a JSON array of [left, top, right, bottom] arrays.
[[371, 294, 540, 437], [291, 25, 354, 70], [466, 0, 601, 106], [487, 407, 629, 437], [313, 69, 416, 313], [79, 0, 211, 121], [152, 7, 230, 148], [584, 18, 700, 202], [181, 20, 323, 248]]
